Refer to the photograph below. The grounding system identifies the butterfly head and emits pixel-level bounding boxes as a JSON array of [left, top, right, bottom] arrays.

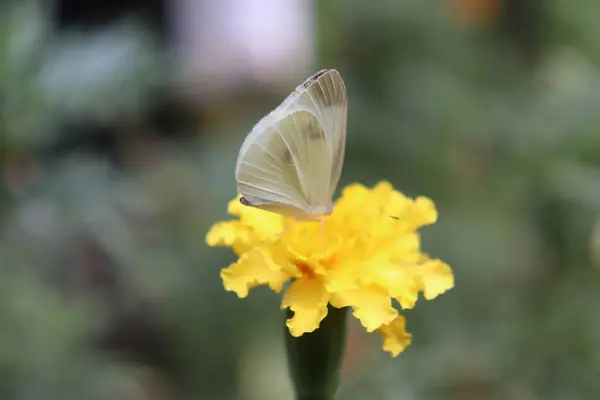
[[239, 196, 252, 207]]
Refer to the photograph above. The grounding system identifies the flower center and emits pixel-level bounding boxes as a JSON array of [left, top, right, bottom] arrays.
[[294, 260, 316, 279]]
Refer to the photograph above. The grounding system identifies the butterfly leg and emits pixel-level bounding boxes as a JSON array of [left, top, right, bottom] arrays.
[[276, 219, 299, 242], [319, 216, 326, 249]]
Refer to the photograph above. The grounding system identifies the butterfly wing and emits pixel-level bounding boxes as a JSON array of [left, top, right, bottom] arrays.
[[286, 69, 348, 200], [235, 69, 348, 219], [235, 112, 313, 219]]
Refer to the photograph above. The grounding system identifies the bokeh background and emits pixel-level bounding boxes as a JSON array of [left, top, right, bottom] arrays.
[[2, 0, 600, 398]]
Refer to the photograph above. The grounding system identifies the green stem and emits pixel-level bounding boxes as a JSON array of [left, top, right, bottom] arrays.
[[285, 306, 349, 400]]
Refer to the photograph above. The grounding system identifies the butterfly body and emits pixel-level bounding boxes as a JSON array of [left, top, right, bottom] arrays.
[[235, 69, 348, 220]]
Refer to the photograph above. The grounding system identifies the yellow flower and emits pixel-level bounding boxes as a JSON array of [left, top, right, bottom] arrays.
[[207, 181, 454, 357]]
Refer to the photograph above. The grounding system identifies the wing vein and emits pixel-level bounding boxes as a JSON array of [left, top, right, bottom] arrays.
[[237, 179, 301, 204]]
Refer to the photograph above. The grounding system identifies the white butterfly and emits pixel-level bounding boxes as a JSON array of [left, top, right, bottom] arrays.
[[235, 69, 348, 221]]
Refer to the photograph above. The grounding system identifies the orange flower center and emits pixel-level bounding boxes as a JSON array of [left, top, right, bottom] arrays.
[[295, 261, 316, 279]]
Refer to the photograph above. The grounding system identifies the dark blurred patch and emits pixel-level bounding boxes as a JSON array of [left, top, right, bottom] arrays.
[[96, 304, 181, 383], [497, 0, 546, 65], [47, 0, 201, 167], [44, 98, 199, 168], [55, 0, 168, 41]]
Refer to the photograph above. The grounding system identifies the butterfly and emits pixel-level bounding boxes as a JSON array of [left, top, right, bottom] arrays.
[[235, 69, 348, 222]]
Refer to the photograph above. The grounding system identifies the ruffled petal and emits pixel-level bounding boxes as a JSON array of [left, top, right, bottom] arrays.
[[228, 196, 285, 239], [418, 259, 454, 300], [360, 261, 420, 310], [378, 316, 412, 357], [206, 221, 257, 255], [323, 260, 361, 293], [282, 278, 330, 336], [404, 196, 438, 229], [286, 228, 341, 263], [332, 284, 398, 332], [206, 221, 240, 247], [220, 249, 290, 298], [391, 233, 421, 262], [338, 183, 369, 208]]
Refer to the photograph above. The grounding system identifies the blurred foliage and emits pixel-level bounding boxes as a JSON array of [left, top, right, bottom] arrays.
[[2, 0, 600, 399], [0, 1, 163, 158]]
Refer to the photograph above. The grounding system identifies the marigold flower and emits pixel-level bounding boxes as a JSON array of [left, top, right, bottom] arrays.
[[206, 181, 454, 356]]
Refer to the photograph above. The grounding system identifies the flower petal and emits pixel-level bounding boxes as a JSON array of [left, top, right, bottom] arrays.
[[418, 259, 454, 300], [220, 249, 290, 298], [228, 196, 284, 239], [385, 190, 410, 217], [206, 221, 239, 247], [404, 196, 438, 229], [323, 260, 361, 293], [391, 233, 421, 262], [282, 278, 330, 336], [332, 284, 398, 332], [286, 228, 342, 265], [206, 221, 256, 255], [372, 181, 398, 204], [339, 183, 369, 207], [361, 261, 420, 309], [377, 316, 412, 357]]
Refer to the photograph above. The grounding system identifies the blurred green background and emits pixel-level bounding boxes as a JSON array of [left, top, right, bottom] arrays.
[[2, 0, 600, 398]]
